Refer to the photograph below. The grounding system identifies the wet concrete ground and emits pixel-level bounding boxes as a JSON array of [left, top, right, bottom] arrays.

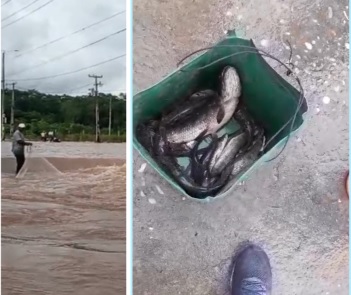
[[2, 142, 126, 295], [133, 0, 349, 294]]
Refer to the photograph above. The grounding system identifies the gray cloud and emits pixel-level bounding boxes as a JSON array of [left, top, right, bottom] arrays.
[[2, 0, 126, 95]]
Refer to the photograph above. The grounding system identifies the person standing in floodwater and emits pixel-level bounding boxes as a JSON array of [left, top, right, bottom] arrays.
[[12, 123, 32, 175]]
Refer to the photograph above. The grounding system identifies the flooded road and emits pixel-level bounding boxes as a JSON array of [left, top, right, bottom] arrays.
[[2, 142, 126, 295], [1, 141, 126, 159]]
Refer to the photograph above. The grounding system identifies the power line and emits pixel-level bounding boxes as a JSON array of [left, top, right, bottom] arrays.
[[15, 10, 126, 58], [7, 54, 125, 81], [28, 83, 93, 94], [3, 0, 55, 29], [8, 29, 126, 76], [2, 0, 42, 22], [65, 83, 92, 94], [2, 0, 11, 7], [15, 84, 125, 96], [15, 84, 86, 94], [42, 83, 92, 95]]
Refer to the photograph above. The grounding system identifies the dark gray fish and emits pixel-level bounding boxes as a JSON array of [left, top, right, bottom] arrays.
[[161, 90, 217, 126], [233, 106, 256, 150], [162, 141, 196, 157], [220, 134, 265, 194], [190, 134, 219, 185], [136, 121, 159, 155], [209, 131, 247, 175], [164, 66, 241, 144], [207, 133, 229, 173], [157, 152, 223, 199]]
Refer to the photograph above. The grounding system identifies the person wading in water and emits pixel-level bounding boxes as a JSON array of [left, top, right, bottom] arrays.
[[12, 123, 33, 175]]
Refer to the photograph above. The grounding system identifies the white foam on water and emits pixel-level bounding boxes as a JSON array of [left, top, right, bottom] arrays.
[[8, 164, 126, 201], [16, 157, 62, 179]]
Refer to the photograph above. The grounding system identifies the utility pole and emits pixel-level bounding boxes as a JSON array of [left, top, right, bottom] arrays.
[[6, 82, 16, 136], [88, 74, 103, 143], [2, 52, 6, 141], [2, 49, 18, 141], [108, 95, 112, 136], [10, 82, 16, 136], [2, 52, 5, 127]]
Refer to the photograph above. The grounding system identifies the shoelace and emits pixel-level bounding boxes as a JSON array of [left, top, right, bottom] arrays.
[[241, 278, 267, 295]]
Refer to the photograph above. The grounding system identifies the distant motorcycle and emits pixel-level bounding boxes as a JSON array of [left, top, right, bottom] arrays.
[[51, 137, 61, 143]]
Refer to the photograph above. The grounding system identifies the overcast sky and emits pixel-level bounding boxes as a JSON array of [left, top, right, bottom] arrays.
[[1, 0, 126, 96]]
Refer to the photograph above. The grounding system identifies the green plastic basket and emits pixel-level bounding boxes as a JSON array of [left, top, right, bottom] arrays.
[[133, 32, 308, 201]]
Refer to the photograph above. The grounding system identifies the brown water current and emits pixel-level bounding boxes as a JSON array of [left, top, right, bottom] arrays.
[[2, 142, 126, 295]]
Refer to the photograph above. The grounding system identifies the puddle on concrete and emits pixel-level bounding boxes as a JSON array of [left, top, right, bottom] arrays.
[[2, 143, 126, 294]]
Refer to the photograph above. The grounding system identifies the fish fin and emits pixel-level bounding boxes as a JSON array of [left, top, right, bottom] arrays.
[[216, 106, 225, 123], [195, 129, 208, 141], [162, 108, 193, 125]]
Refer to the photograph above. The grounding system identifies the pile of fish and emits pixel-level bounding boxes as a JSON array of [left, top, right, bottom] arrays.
[[136, 66, 265, 198]]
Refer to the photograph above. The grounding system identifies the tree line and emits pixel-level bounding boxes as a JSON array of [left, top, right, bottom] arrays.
[[2, 88, 126, 142]]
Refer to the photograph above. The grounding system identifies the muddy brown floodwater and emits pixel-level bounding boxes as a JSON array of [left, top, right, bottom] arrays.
[[1, 141, 126, 295]]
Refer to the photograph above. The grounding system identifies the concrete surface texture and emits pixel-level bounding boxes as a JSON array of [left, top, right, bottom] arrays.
[[133, 0, 349, 294], [2, 143, 126, 295]]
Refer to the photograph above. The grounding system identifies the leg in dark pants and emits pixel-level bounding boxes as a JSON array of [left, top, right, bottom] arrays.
[[15, 154, 25, 175]]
